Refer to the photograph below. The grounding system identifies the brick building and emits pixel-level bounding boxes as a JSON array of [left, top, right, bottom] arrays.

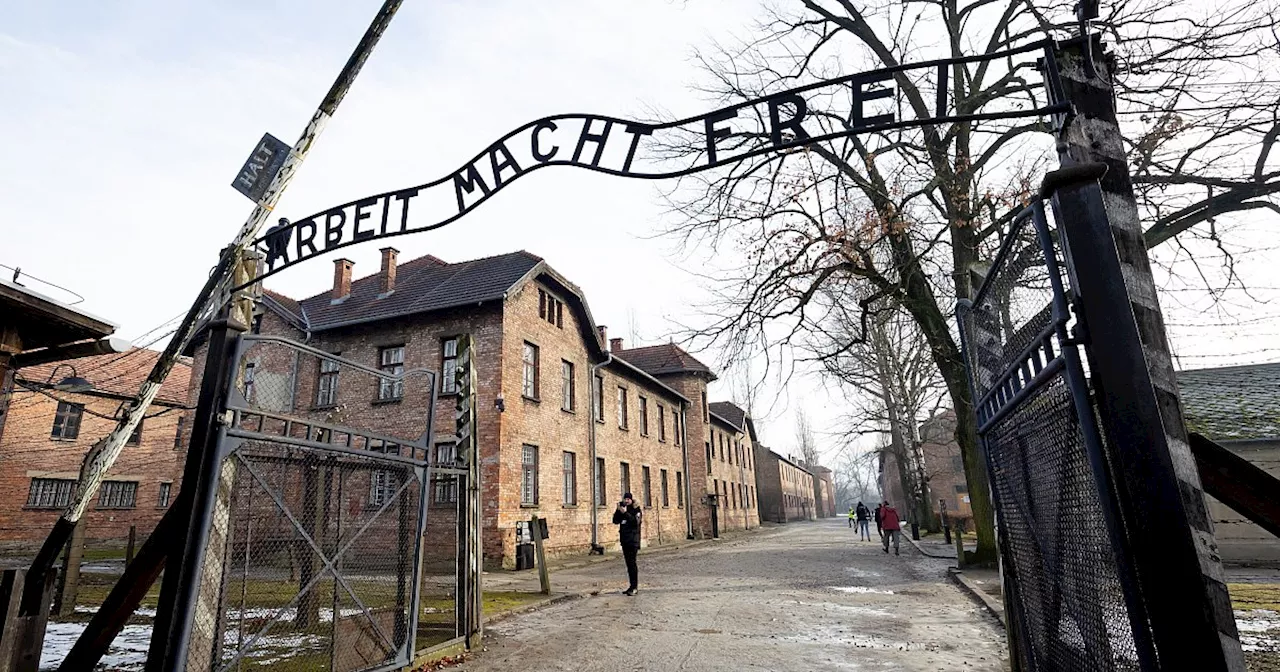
[[753, 445, 816, 523], [706, 401, 759, 533], [0, 349, 191, 550], [810, 465, 837, 518], [192, 249, 758, 567]]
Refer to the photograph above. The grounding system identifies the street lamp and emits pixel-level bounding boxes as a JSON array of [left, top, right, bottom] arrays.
[[46, 363, 93, 393]]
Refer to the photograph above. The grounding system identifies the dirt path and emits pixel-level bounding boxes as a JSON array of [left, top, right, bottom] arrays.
[[455, 520, 1007, 671]]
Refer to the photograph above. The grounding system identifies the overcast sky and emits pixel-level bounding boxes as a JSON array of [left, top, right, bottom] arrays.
[[3, 1, 1277, 462]]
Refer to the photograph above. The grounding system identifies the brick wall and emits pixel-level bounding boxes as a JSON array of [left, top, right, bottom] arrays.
[[497, 280, 691, 563], [655, 375, 715, 538], [752, 446, 815, 523], [707, 417, 760, 532], [0, 386, 186, 550]]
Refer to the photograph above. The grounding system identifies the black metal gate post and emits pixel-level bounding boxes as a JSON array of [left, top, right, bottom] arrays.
[[1050, 169, 1241, 669], [146, 313, 245, 672], [1051, 35, 1244, 669]]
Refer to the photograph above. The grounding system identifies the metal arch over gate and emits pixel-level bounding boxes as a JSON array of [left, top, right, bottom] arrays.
[[240, 39, 1072, 288]]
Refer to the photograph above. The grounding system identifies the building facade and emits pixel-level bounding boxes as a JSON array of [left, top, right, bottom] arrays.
[[190, 249, 759, 568], [0, 349, 191, 550], [811, 466, 837, 518], [753, 445, 816, 523]]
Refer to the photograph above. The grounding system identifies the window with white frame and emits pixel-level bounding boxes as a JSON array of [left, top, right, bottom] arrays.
[[98, 481, 138, 509], [26, 478, 76, 509], [433, 442, 458, 503], [378, 346, 405, 400], [441, 337, 459, 394], [522, 343, 540, 399], [157, 482, 172, 508], [521, 445, 539, 505], [317, 357, 340, 407], [616, 387, 628, 429], [51, 401, 83, 440], [562, 451, 576, 505]]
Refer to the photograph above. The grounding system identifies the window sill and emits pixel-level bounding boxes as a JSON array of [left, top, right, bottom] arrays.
[[519, 503, 539, 509], [618, 426, 629, 432], [522, 395, 541, 404], [311, 404, 339, 411], [562, 504, 578, 509], [438, 391, 459, 398], [595, 419, 605, 424], [22, 506, 65, 511], [96, 507, 137, 511], [372, 397, 403, 406], [561, 407, 575, 414], [50, 437, 78, 443]]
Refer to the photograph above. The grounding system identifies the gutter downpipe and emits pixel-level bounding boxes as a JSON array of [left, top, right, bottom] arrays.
[[681, 400, 694, 539], [589, 354, 612, 554]]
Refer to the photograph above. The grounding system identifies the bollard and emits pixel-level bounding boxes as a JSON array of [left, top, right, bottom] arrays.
[[954, 528, 965, 568], [125, 526, 136, 567]]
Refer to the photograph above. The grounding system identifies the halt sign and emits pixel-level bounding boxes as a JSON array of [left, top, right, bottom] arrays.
[[231, 133, 291, 203]]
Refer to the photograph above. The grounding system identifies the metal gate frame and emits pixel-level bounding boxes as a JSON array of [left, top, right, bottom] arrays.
[[957, 174, 1157, 670], [159, 332, 453, 672]]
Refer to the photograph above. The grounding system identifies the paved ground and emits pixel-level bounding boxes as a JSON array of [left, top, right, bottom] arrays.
[[454, 520, 1008, 671]]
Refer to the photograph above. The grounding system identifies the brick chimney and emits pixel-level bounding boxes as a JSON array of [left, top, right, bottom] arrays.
[[332, 258, 354, 302], [610, 338, 623, 353], [596, 325, 607, 344], [379, 247, 398, 295]]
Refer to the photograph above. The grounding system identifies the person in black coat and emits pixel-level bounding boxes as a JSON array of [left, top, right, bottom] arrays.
[[613, 492, 643, 595]]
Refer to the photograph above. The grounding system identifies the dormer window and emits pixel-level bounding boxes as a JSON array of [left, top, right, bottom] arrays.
[[538, 288, 564, 328]]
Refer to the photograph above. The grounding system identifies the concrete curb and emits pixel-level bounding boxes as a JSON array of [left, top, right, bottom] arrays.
[[904, 534, 957, 560], [948, 568, 1005, 628], [483, 591, 584, 627]]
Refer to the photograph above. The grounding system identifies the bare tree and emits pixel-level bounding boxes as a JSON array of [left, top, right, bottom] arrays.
[[794, 408, 821, 469], [820, 299, 947, 531], [663, 0, 1280, 564], [833, 449, 879, 511]]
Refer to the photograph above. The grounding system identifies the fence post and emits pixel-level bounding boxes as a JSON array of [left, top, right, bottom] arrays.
[[145, 311, 245, 672], [125, 526, 136, 567], [1052, 36, 1244, 669], [530, 516, 550, 595], [454, 334, 483, 649], [53, 519, 85, 618]]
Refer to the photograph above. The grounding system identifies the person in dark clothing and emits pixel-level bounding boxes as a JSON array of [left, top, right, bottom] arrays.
[[855, 502, 871, 541], [613, 492, 643, 595], [874, 503, 884, 541]]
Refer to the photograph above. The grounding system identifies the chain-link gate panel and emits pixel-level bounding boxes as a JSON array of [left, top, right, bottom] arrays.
[[183, 335, 453, 672], [958, 201, 1156, 671]]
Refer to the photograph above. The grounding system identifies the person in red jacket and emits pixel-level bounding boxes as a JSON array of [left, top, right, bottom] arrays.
[[880, 500, 902, 556]]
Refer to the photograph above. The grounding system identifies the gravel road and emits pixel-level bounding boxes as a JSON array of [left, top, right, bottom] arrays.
[[455, 520, 1008, 671]]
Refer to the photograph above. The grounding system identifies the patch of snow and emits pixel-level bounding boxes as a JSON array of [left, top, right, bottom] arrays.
[[1235, 609, 1280, 652], [832, 586, 895, 595]]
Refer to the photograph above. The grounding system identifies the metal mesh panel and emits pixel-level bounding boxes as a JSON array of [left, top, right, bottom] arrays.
[[205, 442, 423, 672], [985, 378, 1141, 670], [182, 335, 449, 671], [959, 202, 1150, 671]]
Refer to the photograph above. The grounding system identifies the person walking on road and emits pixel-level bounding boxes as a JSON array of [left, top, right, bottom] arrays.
[[855, 502, 871, 541], [848, 505, 856, 528], [880, 500, 902, 555], [613, 492, 643, 595], [873, 502, 884, 541]]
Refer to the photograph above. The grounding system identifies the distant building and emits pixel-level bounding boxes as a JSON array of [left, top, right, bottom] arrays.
[[0, 349, 191, 550], [753, 446, 815, 523], [811, 465, 836, 518], [880, 410, 972, 527], [1179, 362, 1280, 567]]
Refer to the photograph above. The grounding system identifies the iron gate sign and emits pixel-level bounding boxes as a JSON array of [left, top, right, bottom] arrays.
[[248, 39, 1069, 284]]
